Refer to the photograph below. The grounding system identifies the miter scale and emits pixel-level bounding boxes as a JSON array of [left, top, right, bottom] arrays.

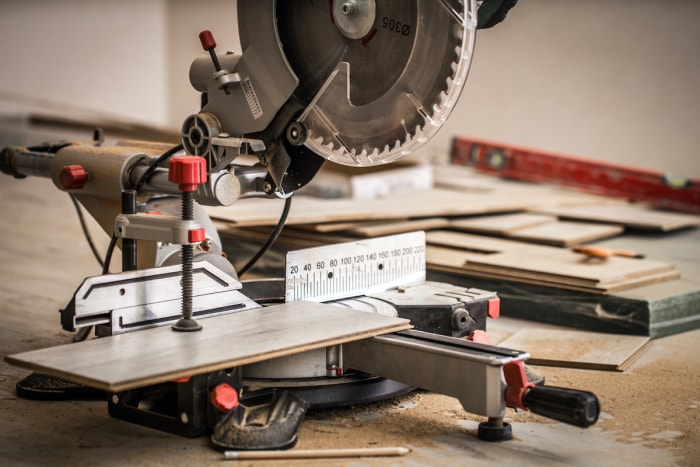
[[1, 0, 600, 453]]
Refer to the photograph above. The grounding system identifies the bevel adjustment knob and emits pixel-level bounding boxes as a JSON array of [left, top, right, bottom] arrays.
[[59, 164, 88, 190]]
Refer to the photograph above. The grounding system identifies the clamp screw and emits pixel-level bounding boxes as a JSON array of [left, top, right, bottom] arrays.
[[169, 156, 207, 332]]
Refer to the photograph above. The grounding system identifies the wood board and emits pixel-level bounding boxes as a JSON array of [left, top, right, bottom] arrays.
[[450, 213, 557, 235], [5, 301, 411, 392], [506, 221, 624, 246], [450, 214, 624, 246], [425, 231, 679, 293], [498, 328, 651, 371], [531, 203, 700, 231], [348, 218, 450, 237]]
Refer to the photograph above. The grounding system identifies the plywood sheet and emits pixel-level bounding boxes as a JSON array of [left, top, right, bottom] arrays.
[[498, 328, 651, 371], [5, 301, 411, 392], [531, 203, 700, 231]]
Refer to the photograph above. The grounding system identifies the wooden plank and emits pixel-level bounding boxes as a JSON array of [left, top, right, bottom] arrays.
[[507, 221, 624, 246], [531, 203, 700, 231], [450, 213, 556, 235], [498, 328, 651, 371], [5, 301, 411, 392], [450, 214, 624, 246], [425, 231, 679, 293], [349, 218, 450, 237]]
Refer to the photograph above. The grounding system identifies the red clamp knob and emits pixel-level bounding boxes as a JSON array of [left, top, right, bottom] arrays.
[[210, 383, 239, 413], [59, 164, 88, 190], [168, 156, 207, 192]]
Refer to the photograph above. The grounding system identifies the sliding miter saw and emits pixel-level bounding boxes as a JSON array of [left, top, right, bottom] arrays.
[[2, 0, 600, 452]]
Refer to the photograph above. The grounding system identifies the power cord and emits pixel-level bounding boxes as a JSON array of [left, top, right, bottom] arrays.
[[237, 195, 292, 277]]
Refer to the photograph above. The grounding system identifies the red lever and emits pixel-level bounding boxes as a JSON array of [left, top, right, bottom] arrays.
[[503, 361, 534, 410], [168, 156, 207, 192], [199, 30, 216, 51]]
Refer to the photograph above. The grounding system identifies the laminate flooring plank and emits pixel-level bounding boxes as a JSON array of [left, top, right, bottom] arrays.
[[507, 221, 624, 246], [5, 301, 411, 392], [498, 328, 651, 371], [531, 203, 700, 231], [349, 218, 450, 237], [450, 213, 556, 235]]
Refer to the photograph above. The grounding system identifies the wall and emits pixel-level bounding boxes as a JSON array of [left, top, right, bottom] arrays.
[[0, 0, 168, 125], [428, 0, 700, 177], [1, 1, 698, 176], [166, 0, 239, 128]]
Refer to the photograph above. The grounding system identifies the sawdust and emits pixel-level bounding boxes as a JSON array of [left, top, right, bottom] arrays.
[[530, 356, 699, 466], [292, 332, 699, 466], [297, 389, 553, 451]]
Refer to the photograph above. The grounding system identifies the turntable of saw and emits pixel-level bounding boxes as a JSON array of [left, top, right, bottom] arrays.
[[1, 0, 600, 452]]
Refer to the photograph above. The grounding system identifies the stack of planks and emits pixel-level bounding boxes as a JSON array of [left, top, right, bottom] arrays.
[[207, 166, 699, 295]]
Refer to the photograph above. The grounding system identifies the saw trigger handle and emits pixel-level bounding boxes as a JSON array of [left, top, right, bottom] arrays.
[[522, 385, 600, 428]]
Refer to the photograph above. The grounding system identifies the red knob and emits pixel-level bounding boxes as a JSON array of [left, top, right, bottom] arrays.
[[199, 30, 216, 51], [59, 164, 88, 190], [210, 383, 239, 412], [168, 156, 207, 192]]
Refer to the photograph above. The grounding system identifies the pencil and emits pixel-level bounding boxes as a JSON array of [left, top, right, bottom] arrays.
[[223, 446, 411, 460]]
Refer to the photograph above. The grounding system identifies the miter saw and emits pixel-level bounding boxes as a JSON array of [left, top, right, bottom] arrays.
[[1, 0, 600, 452]]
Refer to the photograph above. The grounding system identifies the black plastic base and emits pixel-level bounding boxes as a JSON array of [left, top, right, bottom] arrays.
[[477, 420, 513, 442], [211, 390, 308, 451]]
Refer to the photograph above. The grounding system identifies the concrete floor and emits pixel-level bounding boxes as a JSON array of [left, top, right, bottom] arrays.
[[1, 176, 698, 466]]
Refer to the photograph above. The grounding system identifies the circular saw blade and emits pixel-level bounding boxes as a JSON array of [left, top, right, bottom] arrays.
[[274, 0, 477, 166]]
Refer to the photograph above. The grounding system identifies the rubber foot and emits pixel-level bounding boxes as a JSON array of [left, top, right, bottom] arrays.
[[172, 318, 203, 332], [477, 421, 513, 441], [16, 372, 104, 401]]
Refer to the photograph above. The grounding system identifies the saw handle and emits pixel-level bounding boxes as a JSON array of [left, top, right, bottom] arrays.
[[522, 385, 600, 428]]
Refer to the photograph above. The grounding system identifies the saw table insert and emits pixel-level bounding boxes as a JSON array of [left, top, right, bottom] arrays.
[[5, 301, 411, 393]]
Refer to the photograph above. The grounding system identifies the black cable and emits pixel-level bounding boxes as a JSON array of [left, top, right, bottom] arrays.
[[237, 195, 292, 277], [134, 143, 184, 192], [102, 233, 119, 276], [70, 195, 104, 269]]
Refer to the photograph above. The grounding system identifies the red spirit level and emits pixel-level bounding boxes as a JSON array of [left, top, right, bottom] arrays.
[[451, 136, 700, 214]]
